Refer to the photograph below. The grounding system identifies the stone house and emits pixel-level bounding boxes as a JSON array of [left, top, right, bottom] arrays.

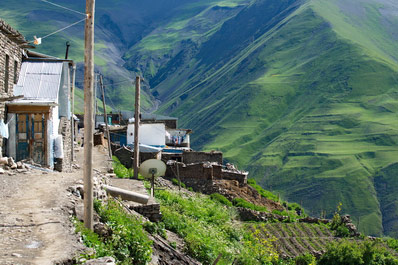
[[6, 57, 75, 171], [0, 19, 32, 155]]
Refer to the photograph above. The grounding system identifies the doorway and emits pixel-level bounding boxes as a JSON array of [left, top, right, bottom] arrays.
[[16, 113, 46, 165]]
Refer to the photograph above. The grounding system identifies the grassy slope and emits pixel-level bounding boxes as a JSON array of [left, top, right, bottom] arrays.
[[153, 0, 398, 236]]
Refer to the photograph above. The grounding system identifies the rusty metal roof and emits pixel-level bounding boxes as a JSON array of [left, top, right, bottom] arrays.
[[13, 61, 63, 103]]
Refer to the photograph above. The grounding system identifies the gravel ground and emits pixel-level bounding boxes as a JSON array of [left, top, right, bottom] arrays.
[[0, 146, 109, 265]]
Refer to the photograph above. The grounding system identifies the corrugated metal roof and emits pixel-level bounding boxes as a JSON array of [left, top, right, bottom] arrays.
[[13, 61, 63, 103]]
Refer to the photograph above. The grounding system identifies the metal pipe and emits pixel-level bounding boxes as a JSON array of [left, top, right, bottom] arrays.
[[104, 185, 149, 204]]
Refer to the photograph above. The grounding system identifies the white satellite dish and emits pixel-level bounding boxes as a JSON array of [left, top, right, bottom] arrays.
[[139, 159, 166, 197], [139, 159, 166, 178]]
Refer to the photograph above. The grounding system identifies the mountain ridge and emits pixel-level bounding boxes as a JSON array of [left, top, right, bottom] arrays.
[[1, 0, 398, 236]]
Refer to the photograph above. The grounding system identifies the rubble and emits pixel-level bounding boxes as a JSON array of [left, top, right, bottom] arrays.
[[84, 257, 116, 265]]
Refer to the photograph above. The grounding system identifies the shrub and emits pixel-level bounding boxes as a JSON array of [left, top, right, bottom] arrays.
[[171, 178, 186, 188], [112, 156, 132, 178], [236, 225, 279, 264], [143, 221, 167, 239], [330, 202, 350, 237], [295, 254, 316, 265], [210, 193, 233, 207], [318, 239, 398, 265], [233, 197, 269, 212], [170, 241, 177, 249], [247, 179, 279, 202], [75, 198, 153, 264]]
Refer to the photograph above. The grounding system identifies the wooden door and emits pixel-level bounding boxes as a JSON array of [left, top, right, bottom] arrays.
[[16, 113, 46, 165], [16, 114, 29, 161]]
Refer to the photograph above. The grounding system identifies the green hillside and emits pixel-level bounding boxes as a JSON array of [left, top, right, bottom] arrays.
[[145, 0, 398, 237], [2, 0, 398, 237]]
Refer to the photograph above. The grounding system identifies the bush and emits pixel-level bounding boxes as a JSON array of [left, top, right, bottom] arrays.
[[112, 156, 132, 178], [247, 179, 279, 202], [76, 198, 153, 264], [295, 254, 316, 265], [143, 221, 167, 239], [318, 239, 398, 265], [171, 178, 186, 188], [156, 190, 236, 264], [233, 197, 269, 212], [210, 193, 233, 207], [236, 225, 279, 264]]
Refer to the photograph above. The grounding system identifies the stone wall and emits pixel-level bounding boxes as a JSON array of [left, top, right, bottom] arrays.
[[219, 170, 248, 185], [165, 161, 247, 190], [0, 20, 24, 153], [114, 146, 133, 168], [166, 162, 214, 180], [130, 204, 162, 222], [182, 150, 223, 164]]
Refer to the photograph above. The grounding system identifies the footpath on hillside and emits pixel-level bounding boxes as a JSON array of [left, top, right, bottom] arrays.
[[0, 146, 110, 265]]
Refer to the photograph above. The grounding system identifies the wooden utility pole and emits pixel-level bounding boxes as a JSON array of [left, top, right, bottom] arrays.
[[83, 0, 95, 230], [71, 64, 76, 161], [99, 75, 112, 159], [133, 76, 140, 179]]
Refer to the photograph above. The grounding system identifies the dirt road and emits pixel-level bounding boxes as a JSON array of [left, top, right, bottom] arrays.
[[0, 146, 110, 265]]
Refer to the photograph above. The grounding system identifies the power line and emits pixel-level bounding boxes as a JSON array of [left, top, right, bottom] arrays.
[[40, 0, 86, 16], [40, 18, 86, 40]]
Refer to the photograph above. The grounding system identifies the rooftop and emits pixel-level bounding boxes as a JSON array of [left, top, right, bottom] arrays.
[[0, 19, 33, 48], [11, 60, 64, 103]]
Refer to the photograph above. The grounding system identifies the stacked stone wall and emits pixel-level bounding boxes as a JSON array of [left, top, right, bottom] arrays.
[[0, 25, 24, 153], [182, 151, 223, 164], [55, 117, 72, 172]]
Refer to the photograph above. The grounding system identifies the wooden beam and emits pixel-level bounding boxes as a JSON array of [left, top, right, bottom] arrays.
[[7, 105, 51, 113], [0, 95, 24, 102]]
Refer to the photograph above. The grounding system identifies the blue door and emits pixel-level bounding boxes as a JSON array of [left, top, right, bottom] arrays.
[[16, 113, 46, 165]]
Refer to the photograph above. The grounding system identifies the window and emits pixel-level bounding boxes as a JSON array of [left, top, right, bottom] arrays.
[[14, 60, 18, 84], [4, 55, 9, 93]]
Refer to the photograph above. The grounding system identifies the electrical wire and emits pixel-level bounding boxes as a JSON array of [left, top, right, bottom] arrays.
[[40, 18, 86, 40], [40, 0, 86, 16], [29, 0, 87, 43]]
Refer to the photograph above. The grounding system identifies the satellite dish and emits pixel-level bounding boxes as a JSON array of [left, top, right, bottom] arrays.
[[139, 159, 166, 179]]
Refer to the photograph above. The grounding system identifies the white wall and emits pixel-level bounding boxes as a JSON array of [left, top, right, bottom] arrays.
[[7, 113, 16, 160], [127, 123, 166, 146]]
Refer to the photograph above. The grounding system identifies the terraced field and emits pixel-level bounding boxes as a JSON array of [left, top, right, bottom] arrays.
[[254, 223, 337, 258]]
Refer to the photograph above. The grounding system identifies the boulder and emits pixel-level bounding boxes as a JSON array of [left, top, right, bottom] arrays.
[[7, 157, 15, 167], [0, 157, 8, 165]]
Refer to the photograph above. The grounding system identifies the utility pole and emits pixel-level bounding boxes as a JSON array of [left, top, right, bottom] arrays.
[[94, 73, 98, 122], [133, 76, 140, 179], [71, 64, 76, 161], [83, 0, 95, 230], [99, 75, 112, 159]]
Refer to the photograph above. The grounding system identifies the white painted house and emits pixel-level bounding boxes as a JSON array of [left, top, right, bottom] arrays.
[[127, 122, 166, 147]]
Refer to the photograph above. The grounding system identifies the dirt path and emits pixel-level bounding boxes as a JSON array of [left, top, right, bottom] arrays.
[[0, 146, 110, 265]]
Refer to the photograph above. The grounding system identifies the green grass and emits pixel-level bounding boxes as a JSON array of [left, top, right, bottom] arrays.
[[155, 189, 281, 264], [74, 199, 152, 264]]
